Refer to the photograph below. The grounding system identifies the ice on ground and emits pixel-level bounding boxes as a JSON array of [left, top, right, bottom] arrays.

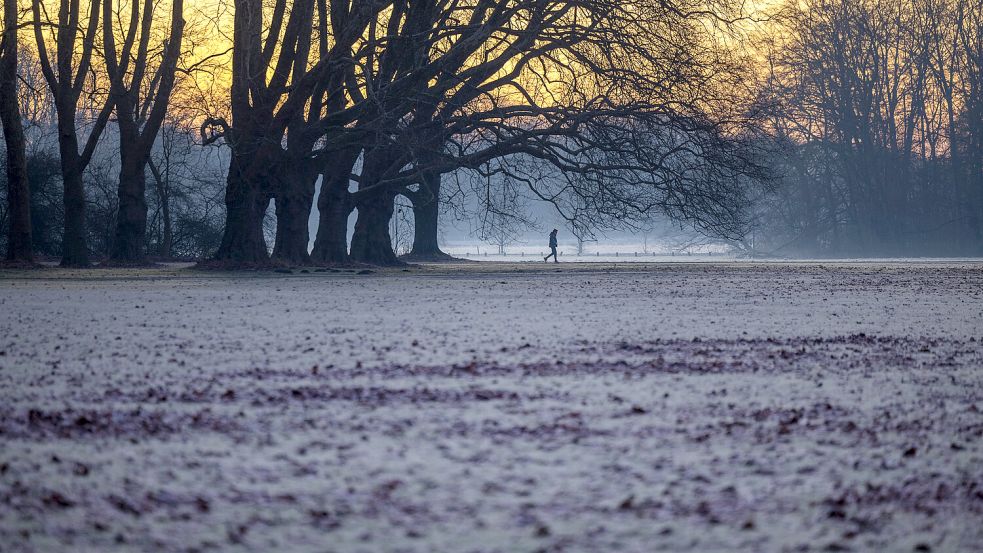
[[0, 262, 981, 552]]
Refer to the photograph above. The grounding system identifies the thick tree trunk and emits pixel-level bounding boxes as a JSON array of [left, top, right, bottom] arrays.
[[409, 195, 441, 256], [110, 141, 149, 263], [1, 3, 33, 262], [405, 174, 452, 260], [311, 149, 358, 264], [58, 136, 90, 267], [272, 164, 317, 264], [214, 154, 270, 263], [349, 192, 401, 265], [1, 124, 32, 262], [310, 176, 353, 263]]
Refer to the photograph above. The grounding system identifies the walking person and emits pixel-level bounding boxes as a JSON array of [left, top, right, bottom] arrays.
[[544, 229, 559, 263]]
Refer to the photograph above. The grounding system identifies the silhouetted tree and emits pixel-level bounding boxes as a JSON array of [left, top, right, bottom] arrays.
[[1, 0, 33, 262], [102, 0, 185, 263], [317, 0, 767, 265], [30, 0, 115, 266], [201, 0, 380, 265]]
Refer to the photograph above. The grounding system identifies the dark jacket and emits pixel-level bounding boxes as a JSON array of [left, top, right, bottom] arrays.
[[549, 232, 558, 248]]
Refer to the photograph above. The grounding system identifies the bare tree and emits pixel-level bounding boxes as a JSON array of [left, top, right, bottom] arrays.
[[30, 0, 115, 266], [148, 117, 196, 258], [201, 0, 380, 265], [1, 0, 33, 262], [753, 0, 983, 256], [149, 117, 227, 259], [188, 0, 769, 266], [199, 0, 317, 263], [957, 0, 983, 245], [102, 0, 185, 263], [318, 0, 768, 265]]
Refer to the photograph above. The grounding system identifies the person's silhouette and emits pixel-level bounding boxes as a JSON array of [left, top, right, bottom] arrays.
[[544, 229, 559, 263]]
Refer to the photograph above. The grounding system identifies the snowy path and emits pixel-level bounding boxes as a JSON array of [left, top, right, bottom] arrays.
[[1, 263, 981, 552]]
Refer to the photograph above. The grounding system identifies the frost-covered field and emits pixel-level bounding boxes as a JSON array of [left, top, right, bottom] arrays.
[[1, 262, 981, 552]]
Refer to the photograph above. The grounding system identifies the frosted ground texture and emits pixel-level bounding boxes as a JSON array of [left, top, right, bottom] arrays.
[[1, 262, 981, 552]]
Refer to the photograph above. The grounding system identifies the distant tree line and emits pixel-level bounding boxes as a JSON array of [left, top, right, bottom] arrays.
[[753, 0, 983, 256]]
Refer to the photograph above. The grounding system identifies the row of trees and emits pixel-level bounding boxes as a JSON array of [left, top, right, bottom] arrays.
[[202, 0, 767, 266], [13, 0, 981, 263], [0, 90, 228, 262], [2, 0, 188, 265], [754, 0, 983, 256], [2, 0, 767, 266]]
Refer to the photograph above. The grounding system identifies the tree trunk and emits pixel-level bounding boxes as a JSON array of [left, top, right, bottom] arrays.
[[272, 163, 317, 264], [214, 154, 270, 263], [110, 137, 149, 262], [310, 177, 353, 264], [311, 149, 358, 264], [58, 128, 89, 267], [409, 194, 442, 257], [349, 192, 401, 265], [405, 173, 452, 260], [1, 1, 33, 262]]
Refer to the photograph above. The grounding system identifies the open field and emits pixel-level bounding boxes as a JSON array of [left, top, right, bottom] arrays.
[[1, 262, 981, 552]]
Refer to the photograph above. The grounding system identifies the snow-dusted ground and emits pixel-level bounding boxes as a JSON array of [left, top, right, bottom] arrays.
[[439, 240, 732, 259], [445, 251, 735, 262], [1, 262, 981, 552]]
